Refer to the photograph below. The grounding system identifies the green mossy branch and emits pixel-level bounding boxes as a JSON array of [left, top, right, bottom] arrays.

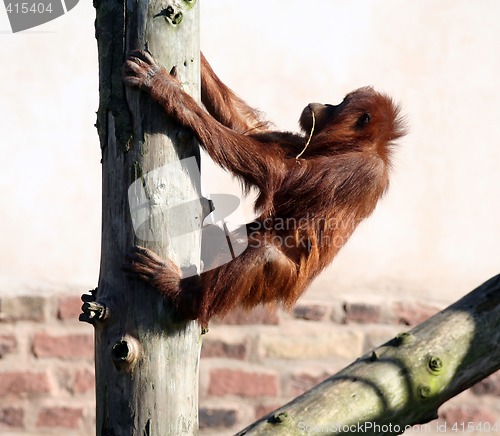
[[238, 274, 500, 436]]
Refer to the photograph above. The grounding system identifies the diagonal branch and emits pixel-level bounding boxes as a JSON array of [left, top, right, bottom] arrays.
[[237, 274, 500, 436]]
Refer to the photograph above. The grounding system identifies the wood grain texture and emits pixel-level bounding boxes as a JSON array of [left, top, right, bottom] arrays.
[[93, 0, 202, 434]]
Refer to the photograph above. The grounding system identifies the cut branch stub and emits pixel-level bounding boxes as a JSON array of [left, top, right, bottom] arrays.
[[79, 289, 109, 324], [111, 336, 141, 372]]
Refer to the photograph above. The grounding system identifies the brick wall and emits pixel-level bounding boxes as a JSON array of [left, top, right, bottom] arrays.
[[0, 294, 498, 435], [0, 295, 94, 435]]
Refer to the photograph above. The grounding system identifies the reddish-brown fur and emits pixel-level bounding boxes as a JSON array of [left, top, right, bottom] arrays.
[[123, 50, 405, 327]]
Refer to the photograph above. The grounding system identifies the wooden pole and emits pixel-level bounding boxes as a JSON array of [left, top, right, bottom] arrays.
[[82, 0, 202, 434]]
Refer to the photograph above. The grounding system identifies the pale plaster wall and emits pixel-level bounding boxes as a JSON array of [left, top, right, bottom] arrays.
[[0, 1, 499, 302]]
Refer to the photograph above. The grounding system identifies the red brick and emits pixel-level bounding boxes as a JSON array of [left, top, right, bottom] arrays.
[[72, 369, 95, 394], [208, 368, 279, 397], [439, 406, 497, 426], [0, 372, 51, 396], [36, 406, 83, 429], [293, 304, 327, 321], [289, 372, 329, 396], [217, 306, 279, 325], [391, 301, 440, 326], [471, 371, 500, 396], [0, 335, 17, 358], [57, 296, 82, 321], [201, 339, 247, 360], [0, 408, 24, 429], [32, 332, 93, 359], [343, 302, 381, 324]]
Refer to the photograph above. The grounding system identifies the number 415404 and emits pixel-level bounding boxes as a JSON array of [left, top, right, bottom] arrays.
[[5, 3, 53, 13]]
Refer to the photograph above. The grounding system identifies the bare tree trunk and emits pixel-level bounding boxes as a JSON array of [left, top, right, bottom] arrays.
[[237, 274, 500, 436], [82, 1, 202, 435]]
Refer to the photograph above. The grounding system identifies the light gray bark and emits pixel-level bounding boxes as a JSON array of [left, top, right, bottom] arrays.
[[85, 1, 202, 434]]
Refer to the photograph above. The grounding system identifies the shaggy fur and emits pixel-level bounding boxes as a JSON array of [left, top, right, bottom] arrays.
[[123, 50, 405, 327]]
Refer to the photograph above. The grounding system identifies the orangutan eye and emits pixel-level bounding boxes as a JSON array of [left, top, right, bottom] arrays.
[[355, 112, 371, 129]]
